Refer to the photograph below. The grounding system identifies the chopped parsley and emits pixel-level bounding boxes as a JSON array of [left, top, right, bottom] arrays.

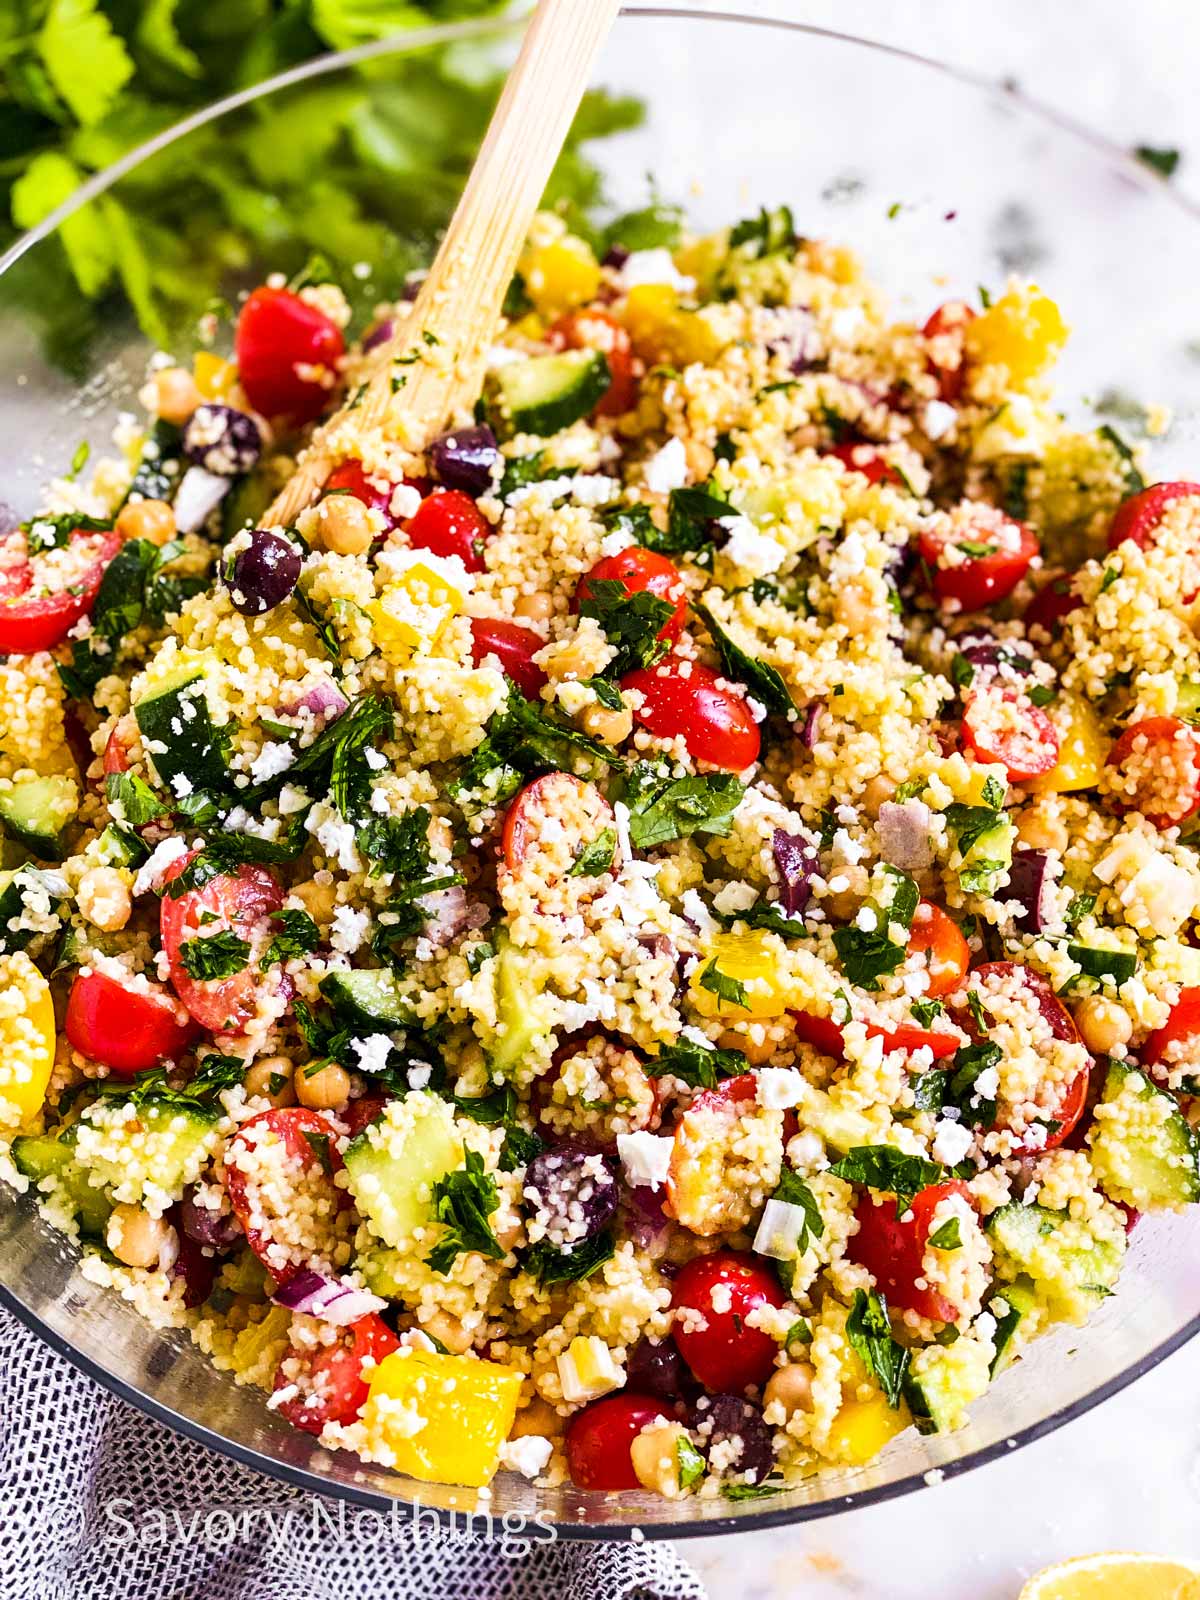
[[104, 770, 167, 828], [260, 909, 320, 971], [845, 1289, 909, 1409], [829, 1145, 946, 1215], [1133, 144, 1181, 179], [1097, 423, 1145, 495], [177, 930, 251, 983], [567, 828, 617, 877], [425, 1151, 504, 1275], [623, 765, 745, 849], [577, 576, 673, 675], [831, 867, 919, 990], [637, 481, 730, 565], [946, 1040, 1002, 1127], [644, 1036, 750, 1090], [927, 1216, 962, 1251], [524, 1229, 615, 1286], [728, 203, 795, 258], [910, 997, 945, 1029]]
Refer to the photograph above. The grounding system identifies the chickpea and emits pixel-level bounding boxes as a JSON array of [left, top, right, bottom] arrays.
[[510, 1396, 563, 1440], [107, 1203, 175, 1269], [861, 774, 894, 817], [718, 1027, 776, 1067], [683, 438, 715, 483], [116, 497, 177, 547], [1073, 994, 1133, 1055], [295, 1060, 351, 1111], [543, 639, 595, 682], [1015, 805, 1068, 855], [579, 701, 633, 745], [514, 591, 553, 624], [763, 1361, 816, 1420], [76, 866, 131, 933], [287, 881, 336, 926], [315, 494, 374, 555], [150, 366, 200, 426], [422, 1308, 471, 1354], [630, 1421, 690, 1498], [244, 1056, 295, 1107]]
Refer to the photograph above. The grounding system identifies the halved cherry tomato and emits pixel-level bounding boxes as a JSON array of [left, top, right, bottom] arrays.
[[576, 547, 688, 641], [622, 658, 761, 772], [1024, 570, 1080, 635], [273, 1313, 400, 1435], [1105, 715, 1200, 830], [907, 902, 970, 999], [848, 1180, 973, 1322], [102, 720, 132, 775], [235, 285, 344, 425], [565, 1393, 671, 1490], [0, 527, 122, 655], [671, 1248, 784, 1391], [324, 458, 397, 528], [224, 1106, 344, 1281], [918, 514, 1038, 613], [791, 1008, 959, 1063], [65, 970, 196, 1076], [406, 488, 491, 572], [160, 853, 284, 1033], [469, 617, 548, 699], [922, 300, 975, 402], [502, 772, 615, 878], [960, 962, 1090, 1152], [549, 309, 638, 417], [1142, 986, 1200, 1077], [665, 1076, 763, 1236], [342, 1094, 390, 1139], [1107, 481, 1200, 554], [826, 442, 903, 487], [961, 685, 1060, 783]]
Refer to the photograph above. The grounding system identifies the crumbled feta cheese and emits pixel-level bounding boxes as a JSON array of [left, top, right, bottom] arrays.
[[931, 1119, 974, 1167], [330, 905, 370, 954], [616, 1131, 673, 1190], [618, 248, 695, 293], [351, 1035, 393, 1075], [642, 436, 688, 496], [712, 881, 758, 915], [389, 483, 422, 522], [719, 514, 787, 578], [756, 1067, 805, 1110], [923, 399, 958, 441], [132, 836, 189, 897], [679, 888, 717, 937], [500, 1435, 554, 1479], [753, 1197, 811, 1260], [277, 784, 310, 816], [249, 742, 296, 783]]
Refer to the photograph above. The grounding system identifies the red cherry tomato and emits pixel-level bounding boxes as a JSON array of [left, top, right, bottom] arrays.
[[235, 286, 344, 425], [468, 617, 548, 700], [907, 901, 970, 999], [549, 309, 638, 417], [501, 772, 614, 878], [790, 1009, 850, 1059], [962, 962, 1091, 1153], [1024, 570, 1080, 635], [848, 1180, 974, 1322], [826, 443, 903, 487], [922, 300, 975, 402], [665, 1076, 762, 1236], [1107, 481, 1200, 554], [65, 970, 197, 1076], [622, 658, 761, 772], [791, 1008, 959, 1063], [406, 488, 491, 573], [342, 1094, 390, 1140], [918, 513, 1038, 613], [273, 1313, 400, 1435], [160, 853, 284, 1033], [224, 1107, 344, 1281], [961, 685, 1060, 783], [1143, 986, 1200, 1076], [102, 721, 132, 775], [671, 1249, 784, 1392], [324, 458, 397, 528], [0, 526, 121, 655], [564, 1393, 671, 1490], [1105, 715, 1200, 830], [576, 547, 688, 642]]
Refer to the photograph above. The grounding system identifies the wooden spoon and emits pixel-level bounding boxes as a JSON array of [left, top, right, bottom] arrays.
[[266, 0, 622, 527]]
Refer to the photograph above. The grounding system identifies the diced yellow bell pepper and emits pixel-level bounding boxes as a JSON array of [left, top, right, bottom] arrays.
[[622, 284, 721, 367], [1026, 692, 1108, 794], [362, 1349, 523, 1488], [522, 236, 601, 320], [672, 233, 727, 296], [826, 1391, 911, 1466], [194, 351, 239, 401], [371, 560, 465, 660], [965, 285, 1067, 385], [557, 1335, 623, 1403], [689, 930, 791, 1020], [0, 952, 56, 1130]]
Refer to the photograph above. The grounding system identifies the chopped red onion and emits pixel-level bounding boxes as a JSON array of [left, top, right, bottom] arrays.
[[796, 699, 824, 748], [273, 1269, 386, 1325], [362, 317, 395, 352], [277, 678, 349, 726], [773, 828, 820, 917]]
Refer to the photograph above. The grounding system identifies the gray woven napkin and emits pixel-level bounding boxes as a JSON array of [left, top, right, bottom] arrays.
[[0, 1307, 705, 1600]]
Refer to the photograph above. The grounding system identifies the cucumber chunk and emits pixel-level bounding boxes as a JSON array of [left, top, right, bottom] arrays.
[[319, 968, 414, 1031], [987, 1200, 1123, 1324], [11, 1132, 112, 1239], [95, 823, 147, 868], [491, 349, 610, 438], [489, 932, 555, 1078], [988, 1275, 1037, 1376], [73, 1095, 221, 1206], [0, 866, 64, 955], [343, 1092, 462, 1249], [1089, 1059, 1200, 1210], [904, 1338, 992, 1435], [0, 774, 77, 860], [134, 666, 228, 794], [1067, 941, 1136, 986]]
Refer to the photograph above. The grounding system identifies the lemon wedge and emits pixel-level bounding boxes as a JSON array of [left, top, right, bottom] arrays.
[[1019, 1553, 1200, 1600]]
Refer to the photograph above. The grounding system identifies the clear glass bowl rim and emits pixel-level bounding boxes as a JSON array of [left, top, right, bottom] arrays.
[[1, 5, 1198, 1541]]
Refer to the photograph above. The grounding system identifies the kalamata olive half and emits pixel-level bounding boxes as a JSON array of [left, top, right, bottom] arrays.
[[179, 1185, 242, 1250], [693, 1393, 776, 1483], [228, 529, 302, 615], [429, 424, 501, 498], [626, 1336, 690, 1401], [523, 1143, 618, 1250], [183, 404, 263, 477]]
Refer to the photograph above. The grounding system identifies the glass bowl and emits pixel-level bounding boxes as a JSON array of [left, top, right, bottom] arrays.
[[2, 6, 1199, 1541]]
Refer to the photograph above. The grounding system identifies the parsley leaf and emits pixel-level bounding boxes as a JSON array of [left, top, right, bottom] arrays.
[[583, 676, 624, 711], [637, 482, 730, 565], [910, 997, 945, 1029], [425, 1150, 504, 1275], [260, 908, 320, 971], [1134, 144, 1181, 178], [178, 929, 251, 982], [623, 765, 745, 849], [698, 960, 748, 1010], [644, 1036, 750, 1090], [927, 1216, 962, 1250], [845, 1288, 909, 1408], [567, 828, 617, 877], [450, 684, 623, 812], [773, 1167, 825, 1253], [1064, 890, 1096, 931], [829, 1145, 945, 1214], [577, 576, 673, 675], [946, 1040, 1001, 1127], [104, 770, 166, 827], [357, 805, 463, 899], [163, 827, 306, 898], [524, 1229, 615, 1285], [697, 601, 796, 716]]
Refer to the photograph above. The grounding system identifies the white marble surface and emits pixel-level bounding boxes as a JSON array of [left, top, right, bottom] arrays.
[[645, 3, 1200, 1594]]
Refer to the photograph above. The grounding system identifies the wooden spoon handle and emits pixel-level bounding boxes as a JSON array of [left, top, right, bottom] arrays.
[[267, 0, 621, 528]]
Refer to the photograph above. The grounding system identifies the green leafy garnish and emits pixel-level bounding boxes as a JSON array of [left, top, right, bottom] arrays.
[[927, 1216, 962, 1251], [728, 204, 795, 258], [676, 1435, 706, 1490], [567, 828, 617, 877], [104, 770, 166, 827], [910, 997, 945, 1029], [697, 601, 796, 717], [829, 1145, 945, 1214], [357, 805, 463, 900], [524, 1229, 614, 1286], [638, 482, 730, 565], [644, 1036, 750, 1090], [163, 827, 306, 898], [623, 764, 745, 850], [426, 1150, 504, 1275], [698, 960, 748, 1010], [177, 929, 251, 982], [1134, 145, 1181, 178], [773, 1167, 824, 1254], [1097, 423, 1146, 495], [946, 1040, 1002, 1127], [260, 908, 320, 971], [577, 576, 673, 675], [845, 1289, 909, 1409]]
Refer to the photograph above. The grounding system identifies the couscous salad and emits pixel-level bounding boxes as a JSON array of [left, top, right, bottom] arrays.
[[2, 206, 1198, 1501]]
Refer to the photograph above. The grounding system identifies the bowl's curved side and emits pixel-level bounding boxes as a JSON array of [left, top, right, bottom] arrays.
[[2, 6, 1200, 1539]]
